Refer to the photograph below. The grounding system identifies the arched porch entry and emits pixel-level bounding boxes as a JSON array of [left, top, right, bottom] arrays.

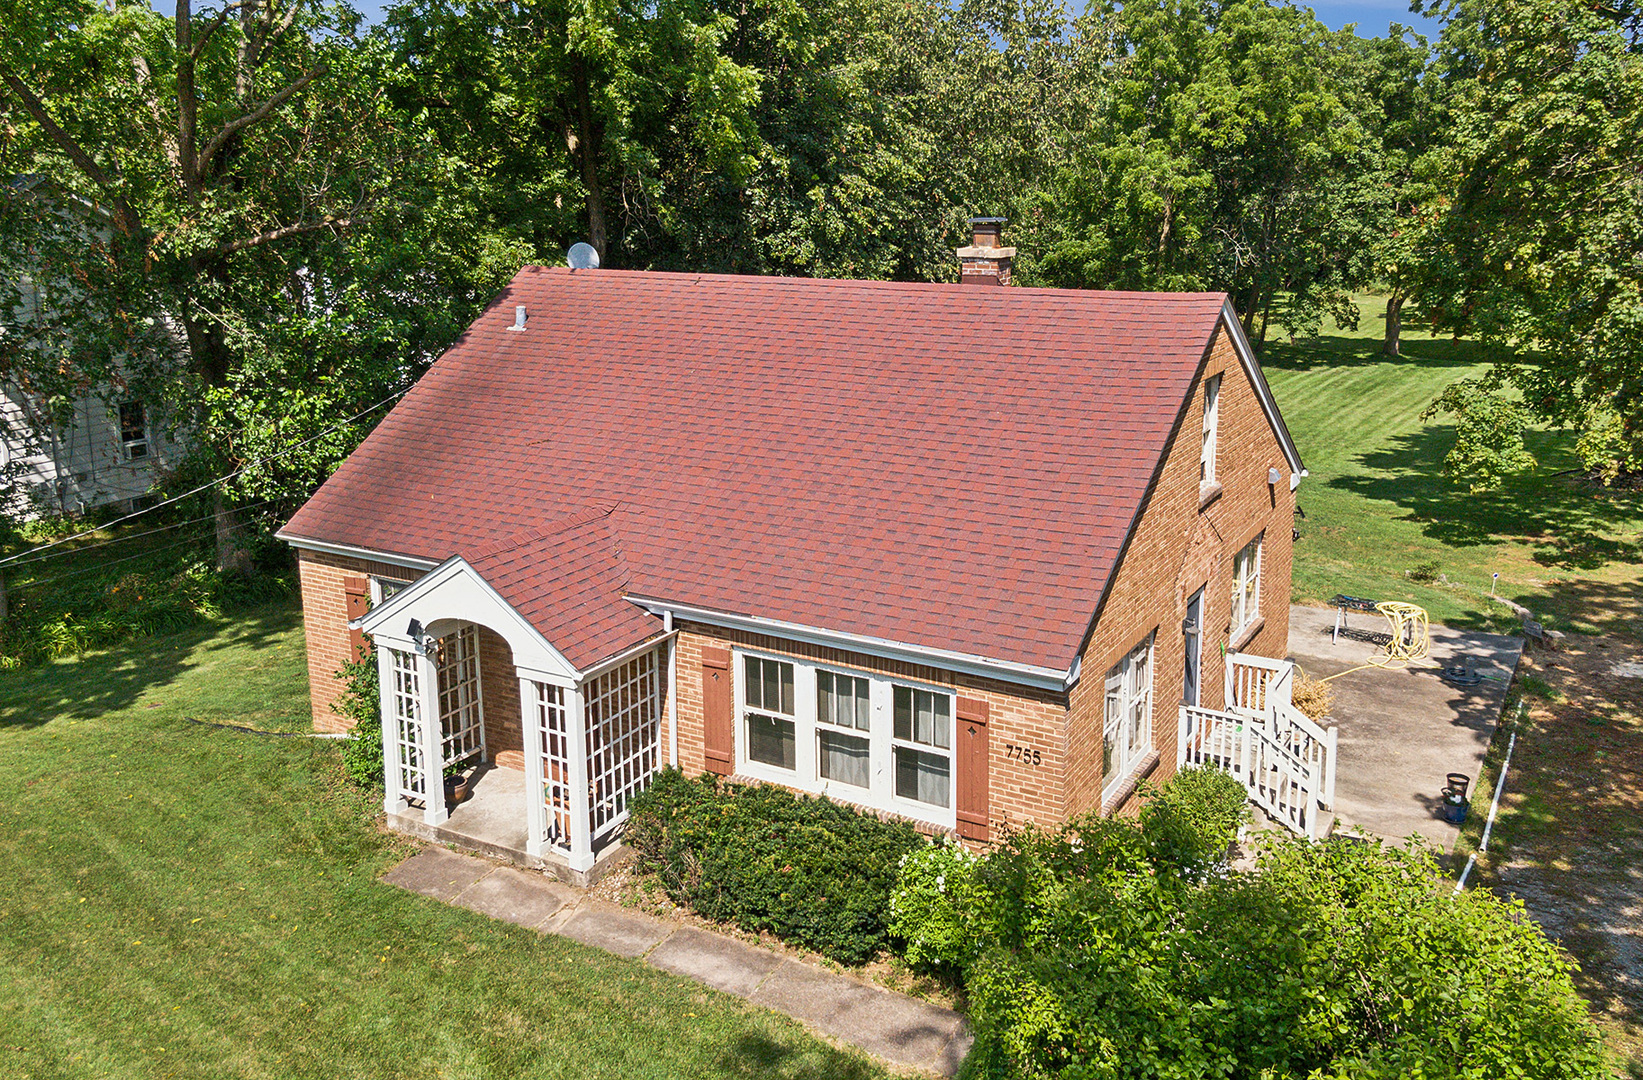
[[359, 555, 671, 876]]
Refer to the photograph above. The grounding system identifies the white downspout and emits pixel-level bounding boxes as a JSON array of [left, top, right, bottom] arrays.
[[664, 611, 679, 768]]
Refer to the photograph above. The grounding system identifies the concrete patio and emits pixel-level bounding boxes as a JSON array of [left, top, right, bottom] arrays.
[[382, 847, 972, 1076], [1287, 604, 1523, 851]]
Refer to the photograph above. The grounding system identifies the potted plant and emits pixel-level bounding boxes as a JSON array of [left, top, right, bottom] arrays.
[[445, 754, 480, 804]]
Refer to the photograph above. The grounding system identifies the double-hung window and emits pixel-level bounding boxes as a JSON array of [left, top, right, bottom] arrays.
[[734, 649, 957, 826], [1231, 533, 1263, 639], [1103, 634, 1154, 796], [744, 655, 796, 770], [816, 670, 871, 788], [893, 685, 951, 808], [118, 401, 149, 461], [1200, 374, 1221, 486]]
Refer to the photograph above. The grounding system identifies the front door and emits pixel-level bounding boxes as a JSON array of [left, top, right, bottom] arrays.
[[1183, 587, 1204, 707]]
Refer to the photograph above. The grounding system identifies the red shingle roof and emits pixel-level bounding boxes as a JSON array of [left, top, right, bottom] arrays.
[[464, 507, 663, 671], [284, 268, 1231, 674]]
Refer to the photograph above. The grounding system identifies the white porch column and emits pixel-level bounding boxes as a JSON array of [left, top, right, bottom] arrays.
[[520, 675, 549, 857], [377, 644, 402, 815], [417, 648, 448, 826], [566, 683, 595, 873]]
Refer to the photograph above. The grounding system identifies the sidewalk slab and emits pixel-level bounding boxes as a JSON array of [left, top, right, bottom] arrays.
[[381, 848, 491, 902], [556, 901, 674, 958], [751, 959, 969, 1074], [452, 867, 576, 930], [645, 926, 782, 998]]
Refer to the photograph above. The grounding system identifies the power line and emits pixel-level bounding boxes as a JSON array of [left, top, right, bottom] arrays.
[[0, 385, 410, 570], [2, 500, 277, 569], [18, 507, 283, 590]]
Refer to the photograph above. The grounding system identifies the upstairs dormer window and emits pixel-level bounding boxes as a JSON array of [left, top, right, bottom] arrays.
[[1200, 374, 1221, 486], [118, 401, 149, 460]]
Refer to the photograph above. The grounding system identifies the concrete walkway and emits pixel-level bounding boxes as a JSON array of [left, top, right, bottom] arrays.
[[382, 847, 972, 1076]]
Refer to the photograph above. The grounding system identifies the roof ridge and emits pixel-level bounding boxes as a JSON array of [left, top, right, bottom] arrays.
[[464, 503, 615, 565]]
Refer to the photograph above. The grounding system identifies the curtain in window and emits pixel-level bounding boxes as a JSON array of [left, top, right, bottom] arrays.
[[894, 747, 950, 807], [819, 730, 870, 787]]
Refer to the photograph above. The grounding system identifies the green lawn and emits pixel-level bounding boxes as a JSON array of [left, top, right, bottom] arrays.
[[1265, 295, 1643, 637], [0, 603, 887, 1080]]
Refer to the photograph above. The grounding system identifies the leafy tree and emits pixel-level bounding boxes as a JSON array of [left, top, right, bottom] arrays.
[[1420, 0, 1643, 481], [0, 0, 528, 555]]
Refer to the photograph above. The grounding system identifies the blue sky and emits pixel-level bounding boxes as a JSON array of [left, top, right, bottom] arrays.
[[150, 0, 1444, 39]]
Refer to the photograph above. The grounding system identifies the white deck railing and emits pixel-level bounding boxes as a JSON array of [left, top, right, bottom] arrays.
[[1180, 653, 1337, 840]]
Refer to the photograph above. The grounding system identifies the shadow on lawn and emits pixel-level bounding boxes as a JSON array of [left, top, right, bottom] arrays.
[[1261, 329, 1493, 372], [0, 604, 296, 729], [1330, 426, 1642, 562], [716, 1033, 892, 1079]]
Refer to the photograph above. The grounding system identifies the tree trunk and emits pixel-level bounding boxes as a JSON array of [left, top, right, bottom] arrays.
[[213, 487, 254, 574], [571, 60, 606, 258], [1382, 288, 1405, 356]]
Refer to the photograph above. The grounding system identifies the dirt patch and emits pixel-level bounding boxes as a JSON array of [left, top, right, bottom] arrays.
[[1477, 631, 1643, 1071]]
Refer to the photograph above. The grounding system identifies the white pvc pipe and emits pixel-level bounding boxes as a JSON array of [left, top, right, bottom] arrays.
[[1455, 700, 1525, 893]]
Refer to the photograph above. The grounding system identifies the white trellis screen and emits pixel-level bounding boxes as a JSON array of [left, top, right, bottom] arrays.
[[389, 649, 427, 799], [532, 681, 573, 853], [435, 624, 484, 767], [585, 649, 662, 847]]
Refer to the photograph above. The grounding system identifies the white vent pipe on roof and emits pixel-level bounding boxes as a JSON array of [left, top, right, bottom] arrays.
[[509, 305, 527, 331]]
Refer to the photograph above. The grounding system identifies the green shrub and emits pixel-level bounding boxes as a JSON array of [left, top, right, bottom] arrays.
[[886, 769, 1603, 1079], [625, 769, 926, 965], [334, 645, 383, 787], [886, 840, 989, 970], [1137, 765, 1249, 880]]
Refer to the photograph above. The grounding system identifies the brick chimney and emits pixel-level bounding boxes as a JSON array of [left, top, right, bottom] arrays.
[[956, 216, 1013, 286]]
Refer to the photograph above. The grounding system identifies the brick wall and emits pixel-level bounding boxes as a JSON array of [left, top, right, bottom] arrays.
[[1066, 324, 1297, 818], [477, 626, 525, 768], [296, 548, 427, 732], [671, 623, 1070, 836]]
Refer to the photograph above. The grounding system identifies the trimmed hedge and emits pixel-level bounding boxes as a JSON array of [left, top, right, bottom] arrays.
[[625, 769, 926, 965]]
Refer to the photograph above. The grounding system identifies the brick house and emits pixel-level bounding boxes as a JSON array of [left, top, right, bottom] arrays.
[[280, 223, 1310, 880]]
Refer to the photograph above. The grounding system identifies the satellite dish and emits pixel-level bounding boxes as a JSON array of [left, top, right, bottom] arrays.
[[567, 242, 600, 270]]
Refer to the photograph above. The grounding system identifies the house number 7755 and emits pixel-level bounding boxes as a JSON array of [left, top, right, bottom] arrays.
[[1004, 743, 1042, 767]]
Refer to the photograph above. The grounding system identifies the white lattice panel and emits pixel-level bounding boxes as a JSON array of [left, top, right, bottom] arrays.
[[436, 624, 483, 767], [585, 649, 662, 843], [390, 649, 426, 798], [533, 681, 573, 853]]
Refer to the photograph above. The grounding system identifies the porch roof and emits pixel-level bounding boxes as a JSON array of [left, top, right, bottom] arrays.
[[358, 508, 664, 674]]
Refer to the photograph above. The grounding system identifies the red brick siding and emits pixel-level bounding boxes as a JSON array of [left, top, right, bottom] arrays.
[[296, 549, 427, 732], [670, 623, 1070, 837], [1067, 324, 1297, 818], [477, 626, 525, 768]]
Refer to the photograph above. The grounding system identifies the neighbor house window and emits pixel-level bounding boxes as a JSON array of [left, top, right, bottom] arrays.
[[1200, 374, 1220, 485], [816, 670, 871, 788], [118, 402, 148, 460], [893, 685, 951, 808], [743, 655, 796, 770], [1231, 533, 1263, 638], [1103, 634, 1155, 796]]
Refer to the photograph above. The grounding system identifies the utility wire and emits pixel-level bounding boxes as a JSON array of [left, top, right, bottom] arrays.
[[0, 386, 410, 570], [19, 507, 282, 590], [2, 500, 277, 569]]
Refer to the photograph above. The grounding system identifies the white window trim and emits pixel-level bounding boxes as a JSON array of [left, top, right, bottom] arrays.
[[1102, 633, 1155, 800], [118, 401, 149, 462], [370, 575, 415, 606], [1231, 534, 1264, 639], [1200, 373, 1222, 486], [732, 647, 958, 830]]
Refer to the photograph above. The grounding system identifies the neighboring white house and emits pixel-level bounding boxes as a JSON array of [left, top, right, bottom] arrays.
[[1, 178, 184, 519]]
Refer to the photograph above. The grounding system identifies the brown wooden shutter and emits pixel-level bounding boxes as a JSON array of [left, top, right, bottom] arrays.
[[343, 576, 370, 663], [701, 646, 734, 776], [955, 697, 991, 841]]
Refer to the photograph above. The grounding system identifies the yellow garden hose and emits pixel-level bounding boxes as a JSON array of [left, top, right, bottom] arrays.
[[1320, 601, 1432, 683]]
